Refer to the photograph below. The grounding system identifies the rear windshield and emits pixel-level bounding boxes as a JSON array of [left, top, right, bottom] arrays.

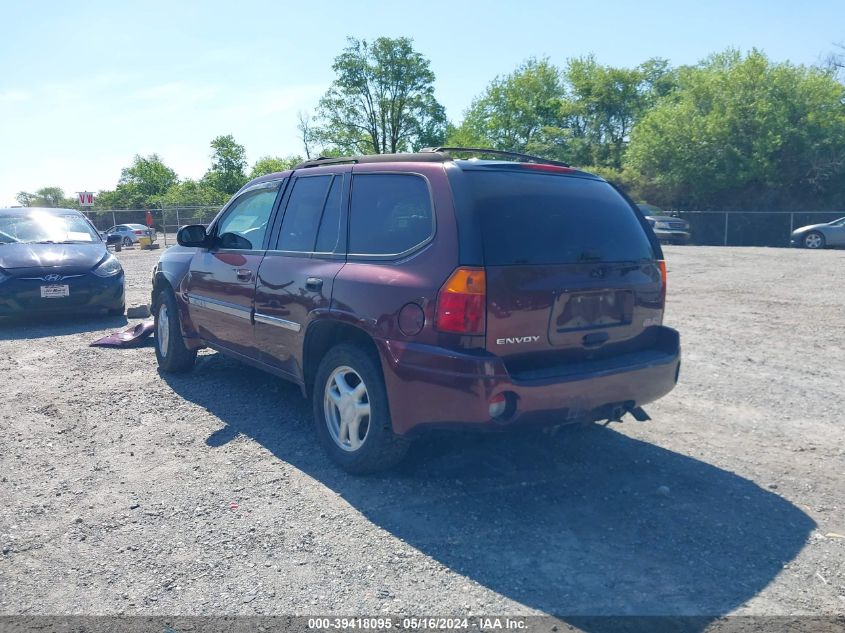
[[464, 170, 655, 265]]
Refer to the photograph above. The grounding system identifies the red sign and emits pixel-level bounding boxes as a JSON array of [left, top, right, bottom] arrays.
[[78, 191, 94, 207], [145, 210, 154, 227]]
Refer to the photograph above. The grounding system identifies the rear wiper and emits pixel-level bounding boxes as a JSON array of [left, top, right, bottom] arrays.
[[577, 250, 603, 262]]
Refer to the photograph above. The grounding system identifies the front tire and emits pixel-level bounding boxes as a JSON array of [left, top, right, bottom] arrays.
[[122, 237, 133, 247], [154, 288, 196, 373], [312, 344, 409, 474], [804, 231, 825, 249]]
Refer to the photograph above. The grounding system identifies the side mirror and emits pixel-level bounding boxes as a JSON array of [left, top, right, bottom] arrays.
[[177, 224, 208, 247]]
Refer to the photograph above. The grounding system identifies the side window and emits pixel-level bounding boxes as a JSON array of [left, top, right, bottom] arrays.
[[216, 182, 280, 250], [276, 176, 332, 252], [349, 174, 433, 256], [314, 176, 344, 254]]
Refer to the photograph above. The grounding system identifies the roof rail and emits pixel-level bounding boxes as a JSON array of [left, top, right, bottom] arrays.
[[294, 152, 454, 169], [293, 156, 358, 169], [420, 147, 570, 167]]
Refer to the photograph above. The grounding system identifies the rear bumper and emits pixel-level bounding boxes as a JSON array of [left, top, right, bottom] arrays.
[[0, 273, 125, 317], [654, 230, 691, 243], [377, 326, 681, 436]]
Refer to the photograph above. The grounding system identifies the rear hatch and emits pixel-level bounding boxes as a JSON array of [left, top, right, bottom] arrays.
[[461, 166, 665, 379]]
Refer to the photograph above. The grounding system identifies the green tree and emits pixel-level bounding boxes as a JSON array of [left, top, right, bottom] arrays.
[[15, 187, 78, 208], [119, 154, 178, 199], [626, 49, 845, 209], [563, 55, 675, 168], [15, 192, 35, 206], [447, 56, 675, 169], [157, 179, 228, 208], [315, 37, 447, 154], [447, 58, 567, 158], [95, 154, 178, 208], [203, 134, 248, 194], [249, 155, 303, 179]]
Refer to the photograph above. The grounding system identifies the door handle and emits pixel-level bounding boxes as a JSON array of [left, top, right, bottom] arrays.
[[305, 277, 323, 291], [235, 269, 253, 282]]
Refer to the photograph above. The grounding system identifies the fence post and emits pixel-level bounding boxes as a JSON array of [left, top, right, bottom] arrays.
[[723, 212, 729, 246], [111, 210, 116, 228], [789, 212, 794, 233]]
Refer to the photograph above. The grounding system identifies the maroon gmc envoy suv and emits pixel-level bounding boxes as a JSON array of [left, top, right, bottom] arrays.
[[151, 148, 681, 473]]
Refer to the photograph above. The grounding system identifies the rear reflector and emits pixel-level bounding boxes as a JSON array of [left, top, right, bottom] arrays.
[[435, 267, 486, 335], [489, 394, 507, 418]]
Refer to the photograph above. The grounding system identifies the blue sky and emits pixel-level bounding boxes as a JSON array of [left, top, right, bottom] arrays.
[[1, 0, 843, 206]]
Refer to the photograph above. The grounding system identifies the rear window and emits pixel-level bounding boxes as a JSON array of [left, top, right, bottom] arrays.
[[464, 170, 655, 265]]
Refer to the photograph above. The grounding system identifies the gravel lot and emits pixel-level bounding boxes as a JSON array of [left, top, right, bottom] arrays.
[[1, 245, 843, 620]]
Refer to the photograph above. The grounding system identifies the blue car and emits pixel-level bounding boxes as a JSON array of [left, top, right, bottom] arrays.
[[0, 207, 125, 317]]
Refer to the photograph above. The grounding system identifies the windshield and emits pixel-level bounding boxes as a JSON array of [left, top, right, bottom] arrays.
[[0, 211, 100, 244]]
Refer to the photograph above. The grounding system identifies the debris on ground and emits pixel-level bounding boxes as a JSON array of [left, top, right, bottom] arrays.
[[89, 318, 155, 347], [126, 304, 151, 318]]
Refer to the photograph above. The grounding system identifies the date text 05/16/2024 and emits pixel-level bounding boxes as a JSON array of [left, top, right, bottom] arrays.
[[307, 618, 527, 630]]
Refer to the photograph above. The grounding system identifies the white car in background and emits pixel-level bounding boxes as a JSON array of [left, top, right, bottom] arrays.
[[105, 223, 157, 247], [790, 217, 845, 249]]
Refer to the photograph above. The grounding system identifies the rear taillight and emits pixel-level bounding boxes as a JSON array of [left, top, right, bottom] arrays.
[[435, 267, 486, 335], [133, 230, 144, 235], [659, 260, 667, 303]]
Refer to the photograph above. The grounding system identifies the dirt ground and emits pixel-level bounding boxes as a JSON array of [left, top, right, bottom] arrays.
[[0, 245, 843, 621]]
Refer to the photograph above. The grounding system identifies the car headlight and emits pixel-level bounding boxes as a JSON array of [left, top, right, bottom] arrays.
[[655, 221, 672, 229], [92, 254, 123, 278]]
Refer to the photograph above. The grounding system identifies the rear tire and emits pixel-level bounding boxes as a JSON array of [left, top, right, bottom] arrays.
[[312, 344, 410, 474], [154, 288, 196, 373], [804, 231, 825, 249], [107, 304, 125, 316]]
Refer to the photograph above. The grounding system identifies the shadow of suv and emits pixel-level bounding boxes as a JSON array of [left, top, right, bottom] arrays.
[[151, 148, 681, 473]]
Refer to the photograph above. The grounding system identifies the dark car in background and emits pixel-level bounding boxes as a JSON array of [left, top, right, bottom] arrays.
[[790, 217, 845, 249], [151, 149, 681, 473], [0, 207, 125, 317], [638, 205, 691, 244]]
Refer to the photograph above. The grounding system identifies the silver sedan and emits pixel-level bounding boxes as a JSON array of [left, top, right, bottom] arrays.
[[790, 217, 845, 249]]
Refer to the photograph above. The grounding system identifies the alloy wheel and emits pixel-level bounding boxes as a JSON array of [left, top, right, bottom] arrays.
[[804, 233, 823, 249], [323, 366, 371, 451], [157, 303, 170, 358]]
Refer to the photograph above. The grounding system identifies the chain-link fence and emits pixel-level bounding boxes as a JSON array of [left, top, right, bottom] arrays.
[[674, 211, 845, 247], [82, 206, 222, 247], [82, 206, 844, 249]]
